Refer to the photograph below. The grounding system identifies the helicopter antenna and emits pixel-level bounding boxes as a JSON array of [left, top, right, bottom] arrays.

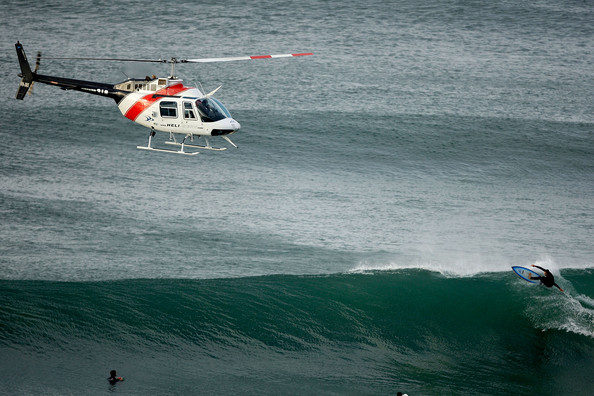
[[206, 85, 222, 98]]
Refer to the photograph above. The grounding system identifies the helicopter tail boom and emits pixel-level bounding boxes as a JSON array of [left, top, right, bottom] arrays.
[[15, 41, 125, 102], [15, 41, 34, 100], [33, 73, 125, 102]]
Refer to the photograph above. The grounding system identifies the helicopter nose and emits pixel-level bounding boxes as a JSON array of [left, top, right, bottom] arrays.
[[230, 118, 241, 131], [210, 118, 241, 136]]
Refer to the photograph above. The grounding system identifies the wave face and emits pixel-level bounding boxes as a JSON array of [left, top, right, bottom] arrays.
[[2, 270, 594, 395]]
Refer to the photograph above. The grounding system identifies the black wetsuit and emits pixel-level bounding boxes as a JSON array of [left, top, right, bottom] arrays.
[[532, 265, 562, 291], [108, 376, 122, 385]]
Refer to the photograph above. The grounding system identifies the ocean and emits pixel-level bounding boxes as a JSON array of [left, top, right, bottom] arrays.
[[0, 0, 593, 394]]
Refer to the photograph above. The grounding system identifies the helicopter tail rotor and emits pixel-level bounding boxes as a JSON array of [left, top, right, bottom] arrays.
[[15, 41, 35, 100], [28, 52, 41, 96]]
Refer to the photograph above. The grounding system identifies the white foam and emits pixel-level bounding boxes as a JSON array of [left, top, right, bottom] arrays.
[[350, 254, 590, 278], [350, 255, 524, 277], [349, 260, 490, 277], [525, 273, 594, 339], [576, 294, 594, 309], [557, 296, 594, 338]]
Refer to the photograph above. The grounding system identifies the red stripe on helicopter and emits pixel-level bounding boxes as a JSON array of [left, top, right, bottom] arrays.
[[124, 83, 191, 121], [249, 53, 313, 59]]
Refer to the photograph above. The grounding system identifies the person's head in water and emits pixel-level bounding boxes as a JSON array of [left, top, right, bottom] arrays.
[[108, 370, 123, 385]]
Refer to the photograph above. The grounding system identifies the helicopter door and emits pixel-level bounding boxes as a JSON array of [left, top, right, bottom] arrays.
[[182, 101, 203, 132]]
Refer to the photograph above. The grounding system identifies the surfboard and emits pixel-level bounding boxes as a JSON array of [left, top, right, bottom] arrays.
[[512, 266, 541, 284]]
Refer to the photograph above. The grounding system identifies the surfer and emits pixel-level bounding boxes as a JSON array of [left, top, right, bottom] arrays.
[[107, 370, 124, 385], [530, 265, 564, 292]]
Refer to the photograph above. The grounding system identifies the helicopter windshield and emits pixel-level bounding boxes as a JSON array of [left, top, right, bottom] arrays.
[[195, 98, 232, 122]]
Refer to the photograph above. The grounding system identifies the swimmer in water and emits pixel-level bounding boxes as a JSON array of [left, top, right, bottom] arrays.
[[107, 370, 124, 385]]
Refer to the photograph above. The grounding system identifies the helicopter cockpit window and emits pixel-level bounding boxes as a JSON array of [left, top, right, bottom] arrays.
[[195, 98, 231, 122], [160, 101, 178, 118]]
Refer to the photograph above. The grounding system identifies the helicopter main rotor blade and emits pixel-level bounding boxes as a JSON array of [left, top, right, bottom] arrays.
[[42, 56, 168, 63], [39, 53, 313, 64], [184, 52, 313, 63]]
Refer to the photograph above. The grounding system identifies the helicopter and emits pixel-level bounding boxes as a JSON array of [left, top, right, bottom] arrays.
[[14, 41, 312, 155]]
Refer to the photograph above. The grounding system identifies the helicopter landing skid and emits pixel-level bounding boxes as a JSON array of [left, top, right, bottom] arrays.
[[164, 141, 227, 151], [136, 145, 199, 155], [137, 129, 199, 155]]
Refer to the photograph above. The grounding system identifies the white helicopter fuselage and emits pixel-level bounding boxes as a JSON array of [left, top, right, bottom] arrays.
[[116, 78, 240, 138]]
